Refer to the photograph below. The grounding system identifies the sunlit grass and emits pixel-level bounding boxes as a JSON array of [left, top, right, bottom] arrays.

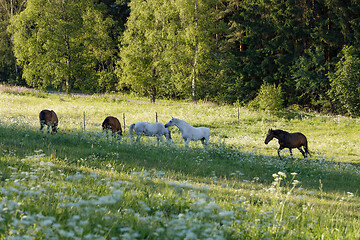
[[1, 90, 360, 163], [0, 89, 360, 239]]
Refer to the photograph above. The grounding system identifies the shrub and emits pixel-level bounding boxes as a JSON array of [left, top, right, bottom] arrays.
[[328, 46, 360, 117], [248, 83, 283, 111]]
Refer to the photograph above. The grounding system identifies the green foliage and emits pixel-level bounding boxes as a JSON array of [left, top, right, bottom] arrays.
[[329, 46, 360, 117], [248, 83, 283, 111], [117, 0, 221, 102], [0, 0, 26, 85], [219, 0, 360, 111], [8, 0, 114, 94], [3, 0, 360, 115], [291, 46, 330, 110]]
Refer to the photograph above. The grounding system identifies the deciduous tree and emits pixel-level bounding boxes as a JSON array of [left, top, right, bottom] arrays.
[[9, 0, 114, 93], [0, 0, 26, 84]]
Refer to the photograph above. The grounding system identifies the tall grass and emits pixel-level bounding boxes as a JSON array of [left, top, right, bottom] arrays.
[[0, 90, 360, 239]]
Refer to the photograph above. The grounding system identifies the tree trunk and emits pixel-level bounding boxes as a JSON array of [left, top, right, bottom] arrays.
[[191, 44, 198, 102], [192, 0, 198, 103], [65, 57, 70, 94]]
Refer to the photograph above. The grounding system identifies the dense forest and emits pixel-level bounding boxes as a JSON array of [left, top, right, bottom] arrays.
[[1, 0, 360, 116]]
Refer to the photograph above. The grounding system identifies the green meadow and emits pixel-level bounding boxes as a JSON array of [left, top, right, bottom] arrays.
[[0, 88, 359, 239]]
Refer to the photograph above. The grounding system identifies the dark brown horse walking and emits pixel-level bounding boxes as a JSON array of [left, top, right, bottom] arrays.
[[264, 129, 310, 160], [102, 116, 122, 137], [39, 110, 58, 133]]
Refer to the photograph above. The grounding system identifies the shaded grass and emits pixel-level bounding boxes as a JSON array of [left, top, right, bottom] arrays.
[[1, 90, 360, 163], [1, 123, 359, 194], [0, 123, 360, 239], [1, 90, 360, 238]]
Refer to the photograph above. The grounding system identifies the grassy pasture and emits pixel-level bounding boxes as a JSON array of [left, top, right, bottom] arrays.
[[0, 89, 360, 239]]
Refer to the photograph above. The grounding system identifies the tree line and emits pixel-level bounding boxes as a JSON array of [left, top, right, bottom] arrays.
[[1, 0, 360, 116]]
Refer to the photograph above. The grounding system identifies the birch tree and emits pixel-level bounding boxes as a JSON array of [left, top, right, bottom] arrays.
[[118, 0, 220, 102], [118, 0, 179, 102]]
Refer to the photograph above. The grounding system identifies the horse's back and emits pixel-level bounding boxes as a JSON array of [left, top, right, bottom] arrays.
[[39, 110, 58, 123], [39, 110, 50, 121], [289, 132, 308, 147], [186, 126, 210, 140], [135, 122, 165, 135], [102, 116, 122, 134], [153, 122, 166, 132], [199, 127, 210, 136], [133, 121, 147, 132], [50, 110, 58, 123]]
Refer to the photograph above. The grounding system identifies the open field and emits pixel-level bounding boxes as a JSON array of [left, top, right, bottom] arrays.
[[0, 89, 360, 239]]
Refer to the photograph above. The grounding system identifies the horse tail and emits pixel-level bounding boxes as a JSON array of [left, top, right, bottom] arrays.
[[51, 110, 58, 122], [50, 110, 58, 133], [304, 138, 311, 157], [129, 123, 136, 136]]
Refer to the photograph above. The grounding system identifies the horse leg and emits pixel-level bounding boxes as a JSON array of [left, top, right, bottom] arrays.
[[48, 122, 56, 134], [201, 138, 208, 149], [155, 136, 162, 146], [277, 148, 282, 160], [136, 134, 141, 143], [289, 148, 293, 158], [298, 147, 310, 159], [184, 138, 191, 148], [304, 146, 311, 157], [298, 147, 307, 159], [40, 121, 45, 132], [159, 135, 165, 145], [111, 129, 117, 138]]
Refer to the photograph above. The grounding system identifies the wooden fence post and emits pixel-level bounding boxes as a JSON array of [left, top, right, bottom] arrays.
[[156, 112, 158, 122], [123, 113, 126, 133], [83, 112, 86, 132]]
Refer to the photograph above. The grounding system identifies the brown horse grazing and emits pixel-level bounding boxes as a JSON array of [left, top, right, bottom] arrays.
[[39, 110, 58, 133], [102, 116, 122, 137], [264, 129, 310, 160]]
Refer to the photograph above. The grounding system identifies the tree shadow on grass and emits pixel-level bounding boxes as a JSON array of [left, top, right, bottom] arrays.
[[0, 124, 359, 195]]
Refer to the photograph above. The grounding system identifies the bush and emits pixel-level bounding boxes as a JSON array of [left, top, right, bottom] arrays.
[[328, 46, 360, 117], [248, 83, 283, 111]]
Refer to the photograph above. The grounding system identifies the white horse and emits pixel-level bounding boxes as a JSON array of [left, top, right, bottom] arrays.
[[164, 117, 210, 148], [129, 122, 172, 144]]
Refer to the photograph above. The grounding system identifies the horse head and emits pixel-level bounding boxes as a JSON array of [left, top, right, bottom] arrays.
[[164, 117, 176, 128], [264, 128, 274, 144]]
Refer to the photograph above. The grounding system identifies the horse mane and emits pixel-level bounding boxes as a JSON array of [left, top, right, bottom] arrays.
[[272, 129, 289, 136], [173, 118, 192, 127]]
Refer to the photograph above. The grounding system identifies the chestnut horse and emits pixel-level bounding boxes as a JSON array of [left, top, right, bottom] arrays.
[[264, 129, 310, 160], [102, 116, 122, 137], [39, 110, 58, 133]]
